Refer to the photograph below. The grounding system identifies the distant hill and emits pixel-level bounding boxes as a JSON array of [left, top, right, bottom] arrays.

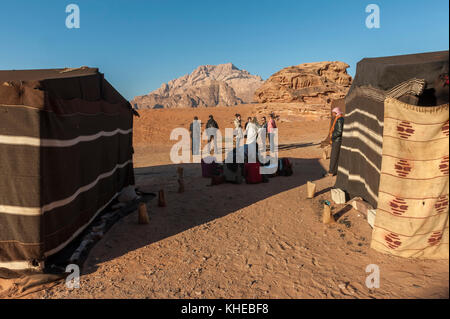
[[254, 61, 352, 105], [131, 63, 264, 109]]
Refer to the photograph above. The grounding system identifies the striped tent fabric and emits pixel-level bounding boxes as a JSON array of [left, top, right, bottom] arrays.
[[0, 68, 135, 271], [335, 86, 385, 207], [371, 98, 449, 259], [335, 51, 449, 208]]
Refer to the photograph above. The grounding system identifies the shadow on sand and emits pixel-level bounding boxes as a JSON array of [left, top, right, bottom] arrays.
[[277, 142, 318, 151], [83, 157, 327, 274]]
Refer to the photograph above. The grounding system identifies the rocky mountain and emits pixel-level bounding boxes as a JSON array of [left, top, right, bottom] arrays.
[[254, 61, 352, 105], [132, 63, 264, 109]]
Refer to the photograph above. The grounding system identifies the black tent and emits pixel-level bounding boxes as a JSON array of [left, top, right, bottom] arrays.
[[335, 51, 449, 208], [0, 67, 134, 270]]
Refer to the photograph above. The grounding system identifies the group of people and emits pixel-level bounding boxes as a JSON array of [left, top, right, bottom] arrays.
[[189, 113, 278, 156], [188, 107, 345, 177], [189, 115, 222, 155], [233, 113, 277, 152]]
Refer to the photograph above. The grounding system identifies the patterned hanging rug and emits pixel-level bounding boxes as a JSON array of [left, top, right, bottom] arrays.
[[371, 98, 449, 259]]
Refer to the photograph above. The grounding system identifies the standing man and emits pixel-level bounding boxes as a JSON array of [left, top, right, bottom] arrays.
[[326, 107, 344, 176], [234, 113, 244, 149], [189, 116, 201, 156], [245, 117, 259, 163], [245, 117, 259, 145], [206, 115, 219, 154]]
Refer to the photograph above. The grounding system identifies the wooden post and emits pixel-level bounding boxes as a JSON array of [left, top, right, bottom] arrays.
[[177, 167, 185, 193], [323, 203, 332, 224], [138, 202, 150, 224], [307, 181, 316, 199], [158, 189, 166, 207]]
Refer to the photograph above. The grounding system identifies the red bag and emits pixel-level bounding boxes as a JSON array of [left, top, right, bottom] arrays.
[[244, 162, 263, 184]]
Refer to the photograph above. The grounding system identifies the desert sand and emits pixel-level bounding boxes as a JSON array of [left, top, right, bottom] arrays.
[[26, 103, 449, 299]]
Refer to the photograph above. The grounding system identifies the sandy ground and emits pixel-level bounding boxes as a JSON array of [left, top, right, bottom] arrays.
[[26, 103, 448, 299]]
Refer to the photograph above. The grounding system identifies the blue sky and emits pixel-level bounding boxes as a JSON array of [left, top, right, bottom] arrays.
[[0, 0, 448, 100]]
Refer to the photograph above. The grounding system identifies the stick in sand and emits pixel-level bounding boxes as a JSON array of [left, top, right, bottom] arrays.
[[158, 189, 167, 207], [307, 181, 316, 199], [323, 202, 333, 224], [138, 202, 150, 224], [177, 167, 185, 193]]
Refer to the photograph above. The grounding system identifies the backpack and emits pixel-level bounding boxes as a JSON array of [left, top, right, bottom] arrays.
[[224, 163, 244, 184], [277, 158, 293, 176], [202, 156, 219, 177]]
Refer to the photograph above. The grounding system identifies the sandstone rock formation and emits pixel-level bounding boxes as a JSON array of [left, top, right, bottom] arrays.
[[254, 61, 352, 105], [132, 63, 263, 109]]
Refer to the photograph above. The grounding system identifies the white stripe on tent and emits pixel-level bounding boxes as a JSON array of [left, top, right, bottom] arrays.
[[0, 193, 119, 271], [42, 160, 132, 213], [343, 122, 383, 143], [337, 166, 379, 203], [44, 192, 119, 257], [0, 260, 40, 271], [0, 135, 40, 146], [345, 108, 384, 128], [340, 145, 381, 174], [0, 160, 132, 216], [0, 128, 132, 147], [0, 205, 42, 216], [343, 129, 383, 155]]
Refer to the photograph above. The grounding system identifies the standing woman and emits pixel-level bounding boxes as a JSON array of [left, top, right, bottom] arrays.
[[267, 113, 277, 152], [327, 107, 344, 176], [260, 116, 268, 131]]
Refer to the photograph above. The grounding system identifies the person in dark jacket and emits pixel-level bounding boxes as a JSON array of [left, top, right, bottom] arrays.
[[189, 116, 201, 155], [326, 107, 344, 176], [206, 115, 219, 154]]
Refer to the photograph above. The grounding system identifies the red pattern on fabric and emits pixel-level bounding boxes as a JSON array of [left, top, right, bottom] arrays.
[[384, 232, 402, 249], [435, 195, 449, 214], [428, 231, 443, 246], [396, 121, 415, 139], [389, 197, 409, 216], [442, 121, 449, 137], [395, 159, 412, 177], [439, 156, 449, 175]]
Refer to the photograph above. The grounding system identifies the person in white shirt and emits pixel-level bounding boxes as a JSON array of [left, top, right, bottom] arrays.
[[245, 117, 260, 162], [234, 113, 244, 148], [245, 117, 259, 144]]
